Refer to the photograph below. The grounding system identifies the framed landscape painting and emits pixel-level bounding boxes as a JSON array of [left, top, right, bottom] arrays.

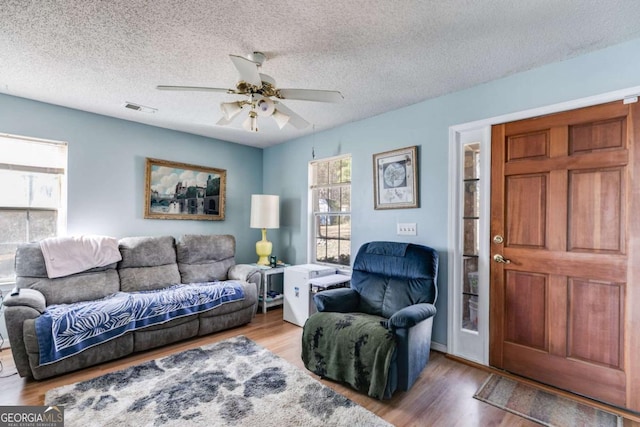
[[144, 158, 226, 221], [373, 145, 419, 209]]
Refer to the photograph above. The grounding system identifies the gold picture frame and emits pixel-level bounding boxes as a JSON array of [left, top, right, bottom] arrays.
[[144, 158, 226, 221], [373, 145, 419, 209]]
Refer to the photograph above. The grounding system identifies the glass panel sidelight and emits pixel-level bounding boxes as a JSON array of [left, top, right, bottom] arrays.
[[462, 142, 480, 332], [449, 126, 487, 363]]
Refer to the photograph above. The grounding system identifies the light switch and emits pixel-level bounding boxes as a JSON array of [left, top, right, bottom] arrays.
[[397, 223, 417, 235]]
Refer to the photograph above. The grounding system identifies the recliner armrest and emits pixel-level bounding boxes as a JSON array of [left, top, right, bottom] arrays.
[[314, 288, 360, 312], [384, 303, 436, 329], [228, 264, 260, 282], [2, 288, 47, 313]]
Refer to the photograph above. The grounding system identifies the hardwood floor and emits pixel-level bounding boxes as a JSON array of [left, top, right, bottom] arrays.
[[0, 309, 636, 426]]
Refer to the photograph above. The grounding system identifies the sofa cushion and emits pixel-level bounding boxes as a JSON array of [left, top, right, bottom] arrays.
[[198, 281, 258, 318], [15, 243, 117, 278], [24, 318, 134, 380], [14, 243, 119, 305], [133, 318, 199, 352], [118, 236, 181, 292], [34, 281, 246, 365], [176, 234, 235, 283]]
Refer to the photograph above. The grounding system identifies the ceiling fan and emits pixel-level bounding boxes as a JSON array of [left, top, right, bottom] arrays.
[[157, 52, 343, 132]]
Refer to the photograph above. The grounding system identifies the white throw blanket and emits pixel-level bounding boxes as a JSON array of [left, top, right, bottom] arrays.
[[39, 235, 122, 279]]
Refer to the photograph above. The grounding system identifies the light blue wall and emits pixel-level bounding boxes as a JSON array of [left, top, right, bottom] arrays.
[[263, 37, 640, 347], [0, 94, 264, 263]]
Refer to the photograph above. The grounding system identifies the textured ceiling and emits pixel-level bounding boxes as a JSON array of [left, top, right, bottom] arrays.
[[1, 1, 640, 148]]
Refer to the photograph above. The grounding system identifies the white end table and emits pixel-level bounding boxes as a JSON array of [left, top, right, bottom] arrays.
[[254, 265, 286, 314]]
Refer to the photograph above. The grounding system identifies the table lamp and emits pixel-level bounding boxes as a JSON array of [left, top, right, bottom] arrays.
[[250, 194, 280, 265]]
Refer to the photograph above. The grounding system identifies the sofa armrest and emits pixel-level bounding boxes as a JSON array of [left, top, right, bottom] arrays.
[[3, 289, 47, 378], [228, 264, 259, 282], [3, 288, 46, 313], [384, 303, 437, 330], [313, 288, 360, 313]]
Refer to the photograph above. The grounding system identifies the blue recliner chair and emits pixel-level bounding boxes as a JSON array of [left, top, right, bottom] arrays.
[[302, 241, 438, 399]]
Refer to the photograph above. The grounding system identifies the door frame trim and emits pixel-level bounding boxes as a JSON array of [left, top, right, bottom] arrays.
[[447, 84, 640, 364]]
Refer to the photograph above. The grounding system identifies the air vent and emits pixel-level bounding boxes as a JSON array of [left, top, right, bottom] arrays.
[[124, 102, 157, 113]]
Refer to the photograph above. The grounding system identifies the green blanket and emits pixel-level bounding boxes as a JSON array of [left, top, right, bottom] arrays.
[[302, 312, 396, 399]]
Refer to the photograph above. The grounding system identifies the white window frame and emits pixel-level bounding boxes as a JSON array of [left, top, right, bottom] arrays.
[[308, 154, 351, 267]]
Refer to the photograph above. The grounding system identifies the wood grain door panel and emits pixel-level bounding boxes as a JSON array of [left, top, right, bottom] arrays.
[[507, 131, 549, 161], [505, 174, 547, 248], [570, 117, 626, 154], [568, 168, 624, 253], [504, 271, 547, 350], [568, 278, 624, 368]]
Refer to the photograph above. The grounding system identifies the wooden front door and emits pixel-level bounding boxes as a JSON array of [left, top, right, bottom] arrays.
[[489, 100, 640, 411]]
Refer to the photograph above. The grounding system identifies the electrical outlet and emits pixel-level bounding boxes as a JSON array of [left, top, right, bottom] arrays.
[[397, 223, 417, 235]]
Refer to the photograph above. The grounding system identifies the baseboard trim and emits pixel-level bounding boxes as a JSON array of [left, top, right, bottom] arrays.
[[430, 341, 447, 353]]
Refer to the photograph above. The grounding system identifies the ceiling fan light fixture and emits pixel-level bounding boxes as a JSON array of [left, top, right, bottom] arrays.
[[157, 52, 342, 134], [243, 111, 259, 132], [255, 97, 275, 117], [220, 101, 244, 120], [272, 109, 290, 129]]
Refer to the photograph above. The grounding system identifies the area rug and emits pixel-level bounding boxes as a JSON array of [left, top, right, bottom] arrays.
[[45, 336, 392, 427], [474, 374, 622, 427]]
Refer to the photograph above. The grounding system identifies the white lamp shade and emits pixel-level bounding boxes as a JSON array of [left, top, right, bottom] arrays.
[[272, 109, 290, 129], [243, 111, 259, 132], [250, 194, 280, 229], [220, 101, 244, 120], [256, 97, 275, 117]]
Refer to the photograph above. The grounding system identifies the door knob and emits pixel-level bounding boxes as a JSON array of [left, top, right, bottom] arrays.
[[493, 254, 511, 264]]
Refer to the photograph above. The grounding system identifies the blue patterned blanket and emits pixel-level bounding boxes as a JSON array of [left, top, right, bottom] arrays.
[[35, 281, 245, 365]]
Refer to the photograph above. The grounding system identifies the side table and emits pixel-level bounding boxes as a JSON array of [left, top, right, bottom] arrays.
[[254, 265, 286, 314]]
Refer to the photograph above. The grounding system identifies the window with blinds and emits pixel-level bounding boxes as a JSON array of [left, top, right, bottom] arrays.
[[0, 134, 67, 283], [309, 155, 351, 266]]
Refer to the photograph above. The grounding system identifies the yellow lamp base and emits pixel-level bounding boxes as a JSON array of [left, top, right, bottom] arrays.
[[256, 228, 273, 266]]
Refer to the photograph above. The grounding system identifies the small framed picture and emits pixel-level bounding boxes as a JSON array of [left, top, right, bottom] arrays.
[[373, 145, 419, 209], [144, 158, 226, 221]]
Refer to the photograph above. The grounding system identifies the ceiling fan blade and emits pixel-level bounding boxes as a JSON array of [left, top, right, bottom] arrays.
[[277, 89, 343, 103], [274, 102, 310, 129], [229, 55, 262, 87], [156, 85, 234, 93]]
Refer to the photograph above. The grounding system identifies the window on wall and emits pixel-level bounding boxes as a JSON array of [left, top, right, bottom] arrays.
[[310, 155, 351, 266], [0, 134, 67, 284]]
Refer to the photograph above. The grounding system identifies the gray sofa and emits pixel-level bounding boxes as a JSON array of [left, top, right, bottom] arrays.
[[2, 234, 260, 380]]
